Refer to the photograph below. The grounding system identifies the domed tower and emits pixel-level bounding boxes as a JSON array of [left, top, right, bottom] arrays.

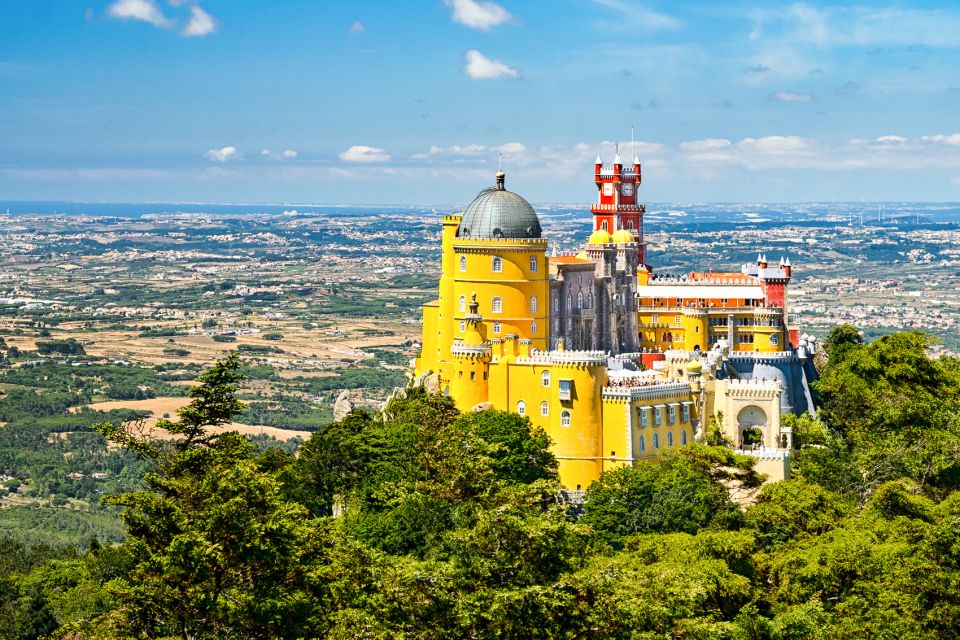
[[453, 170, 550, 354], [416, 170, 550, 399]]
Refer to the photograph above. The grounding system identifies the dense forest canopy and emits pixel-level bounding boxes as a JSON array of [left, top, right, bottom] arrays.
[[1, 327, 960, 638]]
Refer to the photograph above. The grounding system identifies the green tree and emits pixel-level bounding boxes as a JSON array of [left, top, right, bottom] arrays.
[[94, 354, 319, 639], [580, 444, 755, 549]]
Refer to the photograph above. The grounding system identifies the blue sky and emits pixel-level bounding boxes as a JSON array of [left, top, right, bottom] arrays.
[[2, 0, 959, 204]]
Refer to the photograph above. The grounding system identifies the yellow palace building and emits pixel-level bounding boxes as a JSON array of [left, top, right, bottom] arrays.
[[414, 161, 817, 490]]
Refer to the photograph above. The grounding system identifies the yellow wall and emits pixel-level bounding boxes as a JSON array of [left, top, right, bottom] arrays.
[[637, 308, 787, 354], [452, 237, 550, 352]]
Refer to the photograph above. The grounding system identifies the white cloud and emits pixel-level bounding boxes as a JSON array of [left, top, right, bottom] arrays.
[[750, 4, 960, 48], [922, 134, 960, 145], [339, 145, 391, 163], [444, 0, 512, 31], [206, 146, 242, 162], [412, 142, 527, 161], [107, 0, 171, 28], [679, 133, 960, 172], [261, 149, 299, 161], [464, 50, 519, 80], [182, 5, 216, 37], [680, 138, 732, 152], [590, 0, 680, 30], [348, 20, 365, 34], [770, 90, 814, 103]]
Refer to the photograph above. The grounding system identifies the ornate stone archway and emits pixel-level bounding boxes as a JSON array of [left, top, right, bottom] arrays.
[[737, 405, 768, 448]]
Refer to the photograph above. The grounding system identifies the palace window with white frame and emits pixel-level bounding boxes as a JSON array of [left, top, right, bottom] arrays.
[[558, 379, 572, 401], [529, 256, 538, 272], [493, 322, 501, 335], [459, 255, 467, 272], [459, 295, 466, 313], [492, 256, 503, 273], [653, 407, 662, 426], [682, 404, 690, 423], [517, 400, 526, 416], [540, 401, 549, 416], [492, 297, 502, 314], [640, 410, 648, 427], [541, 370, 551, 387], [530, 296, 538, 314], [531, 321, 537, 334], [561, 410, 571, 427], [577, 291, 584, 309], [459, 321, 465, 333], [668, 406, 677, 424]]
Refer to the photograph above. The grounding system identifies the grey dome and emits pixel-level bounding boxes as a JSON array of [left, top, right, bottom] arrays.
[[457, 174, 542, 239]]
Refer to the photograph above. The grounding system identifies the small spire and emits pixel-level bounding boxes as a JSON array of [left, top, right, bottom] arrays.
[[595, 153, 602, 165], [614, 143, 622, 165], [495, 154, 505, 190]]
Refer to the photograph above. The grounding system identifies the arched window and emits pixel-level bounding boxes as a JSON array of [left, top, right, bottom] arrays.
[[667, 432, 674, 447], [541, 371, 551, 387], [493, 322, 501, 334], [459, 295, 466, 312], [681, 430, 688, 445], [577, 291, 584, 309], [492, 256, 503, 273], [530, 296, 538, 314], [561, 410, 571, 427], [517, 400, 526, 416], [529, 256, 538, 272], [459, 255, 467, 272], [531, 321, 537, 334], [492, 297, 502, 314], [566, 294, 572, 310], [639, 434, 645, 451], [587, 293, 593, 308], [540, 401, 549, 416], [459, 321, 465, 332], [653, 433, 660, 449], [626, 220, 634, 230], [553, 296, 558, 309], [601, 220, 609, 230]]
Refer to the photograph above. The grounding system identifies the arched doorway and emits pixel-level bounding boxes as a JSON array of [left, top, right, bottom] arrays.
[[737, 405, 767, 449]]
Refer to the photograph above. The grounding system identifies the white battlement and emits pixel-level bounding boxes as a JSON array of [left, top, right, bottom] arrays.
[[602, 380, 691, 401], [516, 348, 607, 366]]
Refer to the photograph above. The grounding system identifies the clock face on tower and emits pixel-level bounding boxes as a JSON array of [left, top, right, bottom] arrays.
[[622, 183, 634, 197], [602, 183, 614, 196]]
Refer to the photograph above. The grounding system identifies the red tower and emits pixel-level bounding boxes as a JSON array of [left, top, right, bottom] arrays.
[[592, 146, 645, 263]]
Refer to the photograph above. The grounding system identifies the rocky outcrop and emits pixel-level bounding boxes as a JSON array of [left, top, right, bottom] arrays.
[[333, 390, 355, 422]]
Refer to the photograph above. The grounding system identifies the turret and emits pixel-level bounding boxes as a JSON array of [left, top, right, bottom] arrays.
[[633, 153, 641, 184], [594, 154, 602, 187], [613, 146, 622, 178], [784, 256, 792, 278]]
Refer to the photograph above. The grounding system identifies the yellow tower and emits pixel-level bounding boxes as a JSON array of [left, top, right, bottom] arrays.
[[449, 294, 491, 411]]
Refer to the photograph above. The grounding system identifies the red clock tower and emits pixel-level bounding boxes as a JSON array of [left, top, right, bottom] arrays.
[[592, 145, 645, 263]]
